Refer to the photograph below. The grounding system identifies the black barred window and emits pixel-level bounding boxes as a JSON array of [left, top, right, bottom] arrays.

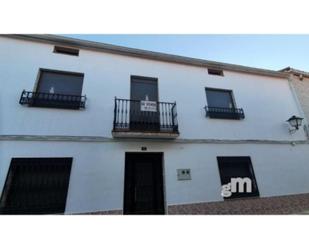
[[217, 157, 259, 199], [0, 158, 72, 214]]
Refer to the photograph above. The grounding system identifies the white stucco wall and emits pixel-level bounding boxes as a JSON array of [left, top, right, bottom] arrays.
[[1, 141, 309, 214], [0, 37, 306, 141]]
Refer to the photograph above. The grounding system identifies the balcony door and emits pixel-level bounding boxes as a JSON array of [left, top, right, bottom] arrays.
[[130, 76, 160, 131]]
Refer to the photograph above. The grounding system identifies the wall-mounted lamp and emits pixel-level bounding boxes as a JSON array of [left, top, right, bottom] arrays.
[[287, 115, 303, 133]]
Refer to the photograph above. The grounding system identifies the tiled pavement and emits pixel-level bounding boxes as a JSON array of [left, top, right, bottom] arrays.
[[82, 193, 309, 215], [168, 193, 309, 214]]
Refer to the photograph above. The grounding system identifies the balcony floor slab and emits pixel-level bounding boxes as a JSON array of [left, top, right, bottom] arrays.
[[112, 131, 179, 139]]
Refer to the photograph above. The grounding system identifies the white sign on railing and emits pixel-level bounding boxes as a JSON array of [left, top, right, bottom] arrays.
[[140, 100, 157, 112]]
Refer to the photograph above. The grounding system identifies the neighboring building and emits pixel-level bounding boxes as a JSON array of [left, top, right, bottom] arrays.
[[1, 35, 309, 214], [281, 67, 309, 130]]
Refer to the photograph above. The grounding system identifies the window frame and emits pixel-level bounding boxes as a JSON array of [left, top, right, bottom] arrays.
[[205, 87, 237, 109], [35, 68, 85, 95], [18, 68, 87, 110], [204, 87, 245, 120]]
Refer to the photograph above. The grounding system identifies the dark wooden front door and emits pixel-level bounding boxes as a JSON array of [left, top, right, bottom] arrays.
[[130, 76, 160, 131], [124, 153, 164, 214]]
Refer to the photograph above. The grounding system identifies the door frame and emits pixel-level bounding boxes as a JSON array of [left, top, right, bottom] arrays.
[[123, 152, 166, 214], [130, 75, 159, 101], [129, 76, 160, 131]]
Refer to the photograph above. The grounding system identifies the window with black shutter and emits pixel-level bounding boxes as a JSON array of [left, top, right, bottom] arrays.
[[206, 88, 235, 109], [19, 69, 86, 109], [205, 87, 245, 119], [37, 69, 84, 96], [217, 156, 259, 199], [0, 158, 72, 214]]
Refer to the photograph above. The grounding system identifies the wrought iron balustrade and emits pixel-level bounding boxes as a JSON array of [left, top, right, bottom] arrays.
[[19, 90, 86, 109], [113, 98, 179, 133], [205, 106, 245, 120]]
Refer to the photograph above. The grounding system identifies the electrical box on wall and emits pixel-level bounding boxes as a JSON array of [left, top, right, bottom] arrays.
[[177, 169, 191, 180]]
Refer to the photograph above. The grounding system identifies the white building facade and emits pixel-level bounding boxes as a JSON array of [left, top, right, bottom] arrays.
[[1, 35, 309, 214]]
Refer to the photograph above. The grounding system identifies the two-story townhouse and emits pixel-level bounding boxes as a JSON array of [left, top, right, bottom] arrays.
[[1, 35, 309, 214]]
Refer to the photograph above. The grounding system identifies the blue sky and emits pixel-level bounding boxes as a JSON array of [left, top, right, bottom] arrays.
[[64, 35, 309, 71]]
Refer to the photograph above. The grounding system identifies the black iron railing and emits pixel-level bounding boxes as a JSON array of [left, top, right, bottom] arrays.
[[205, 106, 245, 120], [113, 98, 179, 133], [19, 90, 86, 110]]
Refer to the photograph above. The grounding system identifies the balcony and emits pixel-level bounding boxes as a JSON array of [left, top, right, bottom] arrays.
[[19, 90, 86, 110], [205, 106, 245, 120], [112, 98, 179, 138]]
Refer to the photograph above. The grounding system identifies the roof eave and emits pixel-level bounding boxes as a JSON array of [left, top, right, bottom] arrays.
[[280, 67, 309, 78], [2, 34, 289, 79]]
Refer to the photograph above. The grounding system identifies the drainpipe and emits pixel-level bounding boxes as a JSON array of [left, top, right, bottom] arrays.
[[287, 75, 309, 140]]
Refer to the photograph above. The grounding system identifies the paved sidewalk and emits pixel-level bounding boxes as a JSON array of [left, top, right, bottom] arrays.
[[168, 193, 309, 215]]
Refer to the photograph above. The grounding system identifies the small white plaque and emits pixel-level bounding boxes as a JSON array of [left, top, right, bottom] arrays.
[[140, 100, 157, 112]]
